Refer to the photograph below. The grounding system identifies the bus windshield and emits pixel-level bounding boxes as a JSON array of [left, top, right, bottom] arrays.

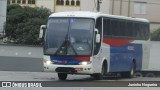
[[44, 18, 94, 56]]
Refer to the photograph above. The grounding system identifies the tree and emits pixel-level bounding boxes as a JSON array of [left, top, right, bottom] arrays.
[[5, 4, 51, 45], [7, 4, 22, 13], [151, 28, 160, 41]]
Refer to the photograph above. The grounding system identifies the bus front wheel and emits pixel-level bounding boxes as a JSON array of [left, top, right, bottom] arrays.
[[92, 64, 105, 80], [58, 73, 67, 80]]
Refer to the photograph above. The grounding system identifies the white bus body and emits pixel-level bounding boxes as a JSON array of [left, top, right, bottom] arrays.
[[41, 11, 150, 80]]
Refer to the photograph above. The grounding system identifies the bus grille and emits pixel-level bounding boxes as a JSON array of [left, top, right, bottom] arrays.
[[55, 67, 77, 73]]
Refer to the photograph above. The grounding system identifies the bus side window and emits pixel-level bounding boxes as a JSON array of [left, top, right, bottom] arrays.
[[132, 22, 136, 38], [111, 19, 120, 37], [140, 23, 145, 40], [144, 23, 150, 40], [135, 23, 139, 39], [103, 18, 111, 37], [119, 20, 124, 37], [126, 21, 132, 38], [94, 17, 102, 55]]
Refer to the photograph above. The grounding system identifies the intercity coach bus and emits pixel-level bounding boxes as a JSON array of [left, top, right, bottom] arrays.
[[39, 11, 150, 80]]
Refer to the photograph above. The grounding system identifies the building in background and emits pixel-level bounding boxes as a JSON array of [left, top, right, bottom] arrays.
[[7, 0, 160, 32], [0, 0, 7, 37], [110, 0, 160, 32], [7, 0, 110, 14]]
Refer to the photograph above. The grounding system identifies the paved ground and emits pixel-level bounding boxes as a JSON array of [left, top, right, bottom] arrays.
[[0, 45, 43, 71], [0, 56, 43, 71], [1, 71, 160, 81], [0, 71, 160, 89]]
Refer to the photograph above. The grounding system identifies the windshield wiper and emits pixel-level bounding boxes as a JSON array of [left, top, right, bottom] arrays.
[[54, 35, 78, 56], [55, 19, 79, 56], [68, 38, 78, 55], [54, 34, 68, 55]]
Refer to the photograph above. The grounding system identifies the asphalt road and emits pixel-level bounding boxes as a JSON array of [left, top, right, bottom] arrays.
[[0, 45, 43, 71], [0, 71, 160, 90], [0, 56, 43, 71]]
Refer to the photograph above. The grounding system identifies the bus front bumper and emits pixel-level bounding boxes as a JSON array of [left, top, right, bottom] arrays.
[[43, 63, 94, 74]]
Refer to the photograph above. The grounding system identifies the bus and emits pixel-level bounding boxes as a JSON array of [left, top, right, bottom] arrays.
[[39, 11, 150, 80]]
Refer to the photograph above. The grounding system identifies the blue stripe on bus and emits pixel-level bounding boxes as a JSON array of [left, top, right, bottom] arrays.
[[50, 56, 82, 65], [109, 43, 142, 72]]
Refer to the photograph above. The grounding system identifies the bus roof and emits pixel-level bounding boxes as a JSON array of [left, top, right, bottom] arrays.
[[49, 11, 149, 23]]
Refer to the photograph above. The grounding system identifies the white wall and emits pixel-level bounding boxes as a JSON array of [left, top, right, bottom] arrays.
[[36, 0, 110, 14], [0, 0, 7, 33], [81, 0, 110, 13], [36, 0, 54, 12], [56, 6, 80, 12], [100, 0, 110, 14]]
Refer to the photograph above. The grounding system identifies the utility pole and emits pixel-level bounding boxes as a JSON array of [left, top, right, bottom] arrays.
[[97, 0, 102, 12], [54, 0, 56, 13], [128, 0, 131, 17], [112, 0, 115, 15], [120, 0, 123, 15]]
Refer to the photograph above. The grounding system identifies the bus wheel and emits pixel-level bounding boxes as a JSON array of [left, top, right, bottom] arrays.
[[93, 65, 105, 80], [121, 62, 135, 78], [134, 72, 143, 77], [145, 73, 155, 77], [127, 62, 136, 78], [58, 73, 67, 80]]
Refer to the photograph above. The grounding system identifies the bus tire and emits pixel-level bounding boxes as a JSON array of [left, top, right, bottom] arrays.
[[145, 73, 155, 77], [93, 74, 103, 80], [134, 72, 143, 77], [127, 62, 136, 78], [121, 62, 135, 78], [58, 73, 67, 80], [92, 63, 105, 80]]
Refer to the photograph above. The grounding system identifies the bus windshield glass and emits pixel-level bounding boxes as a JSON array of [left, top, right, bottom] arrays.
[[44, 18, 94, 56]]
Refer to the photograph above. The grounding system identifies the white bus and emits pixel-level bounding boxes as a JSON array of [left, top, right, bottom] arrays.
[[39, 11, 150, 80]]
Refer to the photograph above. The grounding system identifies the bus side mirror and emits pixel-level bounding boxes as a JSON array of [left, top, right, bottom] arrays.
[[39, 25, 46, 39], [95, 28, 100, 43], [96, 34, 100, 43]]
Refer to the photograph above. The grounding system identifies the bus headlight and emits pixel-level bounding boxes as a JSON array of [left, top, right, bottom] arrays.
[[46, 61, 52, 64], [43, 59, 54, 65], [79, 61, 91, 65]]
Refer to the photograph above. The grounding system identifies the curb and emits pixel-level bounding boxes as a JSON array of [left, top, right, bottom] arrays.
[[0, 43, 43, 47]]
